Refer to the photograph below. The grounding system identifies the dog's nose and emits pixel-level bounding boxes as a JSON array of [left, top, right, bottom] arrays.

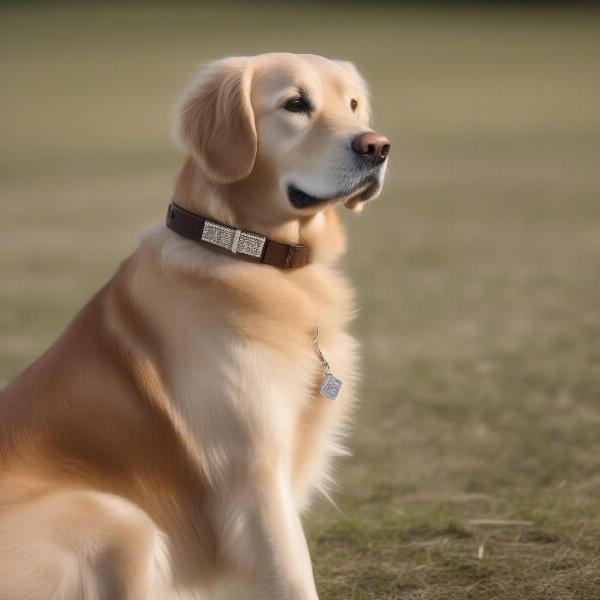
[[351, 131, 390, 165]]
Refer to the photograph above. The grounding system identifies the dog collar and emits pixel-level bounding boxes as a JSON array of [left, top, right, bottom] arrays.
[[166, 202, 309, 269]]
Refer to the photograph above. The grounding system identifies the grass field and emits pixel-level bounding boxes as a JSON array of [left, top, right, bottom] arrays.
[[2, 4, 600, 599]]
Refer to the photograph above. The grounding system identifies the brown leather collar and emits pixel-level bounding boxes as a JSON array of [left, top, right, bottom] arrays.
[[166, 202, 309, 269]]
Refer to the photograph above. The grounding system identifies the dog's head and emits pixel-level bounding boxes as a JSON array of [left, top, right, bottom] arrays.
[[174, 53, 390, 218]]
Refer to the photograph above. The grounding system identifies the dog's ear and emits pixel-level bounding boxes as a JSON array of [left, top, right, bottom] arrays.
[[174, 57, 257, 183]]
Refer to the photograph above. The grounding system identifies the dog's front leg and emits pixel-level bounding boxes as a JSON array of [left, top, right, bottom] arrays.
[[227, 465, 319, 600]]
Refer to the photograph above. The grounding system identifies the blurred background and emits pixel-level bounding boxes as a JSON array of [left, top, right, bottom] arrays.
[[2, 3, 600, 598]]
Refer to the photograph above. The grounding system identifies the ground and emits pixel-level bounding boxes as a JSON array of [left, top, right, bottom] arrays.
[[2, 4, 600, 599]]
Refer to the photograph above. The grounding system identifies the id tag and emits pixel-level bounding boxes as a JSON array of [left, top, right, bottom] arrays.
[[314, 324, 342, 401], [320, 373, 342, 401]]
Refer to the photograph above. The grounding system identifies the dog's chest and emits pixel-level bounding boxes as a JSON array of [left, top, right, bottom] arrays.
[[152, 271, 357, 503]]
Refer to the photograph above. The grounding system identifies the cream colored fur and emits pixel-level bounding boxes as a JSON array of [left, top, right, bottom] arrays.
[[0, 53, 389, 599]]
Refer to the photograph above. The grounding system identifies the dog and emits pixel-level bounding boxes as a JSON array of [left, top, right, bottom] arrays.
[[0, 52, 390, 599]]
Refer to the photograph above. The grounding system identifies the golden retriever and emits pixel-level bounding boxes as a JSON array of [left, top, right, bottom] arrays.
[[0, 52, 390, 599]]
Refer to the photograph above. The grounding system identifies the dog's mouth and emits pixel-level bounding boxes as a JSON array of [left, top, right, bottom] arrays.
[[287, 175, 380, 210]]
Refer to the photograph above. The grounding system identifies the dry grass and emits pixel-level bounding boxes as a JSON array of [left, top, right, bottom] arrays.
[[2, 4, 600, 598]]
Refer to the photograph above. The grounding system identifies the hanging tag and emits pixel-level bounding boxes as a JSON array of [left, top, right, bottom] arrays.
[[314, 324, 342, 401], [320, 372, 342, 401]]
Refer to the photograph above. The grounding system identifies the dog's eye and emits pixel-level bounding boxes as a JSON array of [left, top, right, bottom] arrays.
[[350, 98, 358, 112], [283, 96, 311, 114]]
